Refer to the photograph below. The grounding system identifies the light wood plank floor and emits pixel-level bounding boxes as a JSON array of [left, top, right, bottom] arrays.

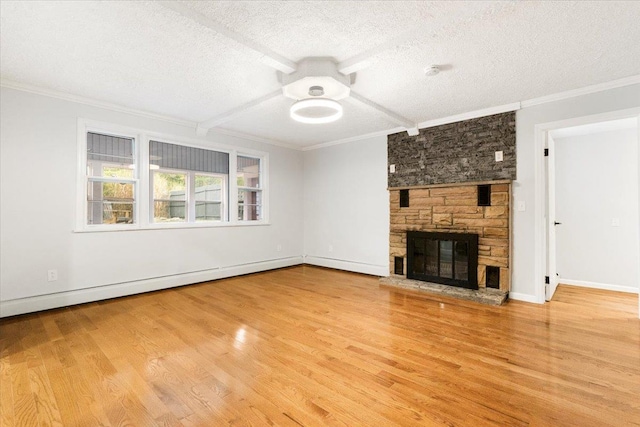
[[1, 266, 639, 426]]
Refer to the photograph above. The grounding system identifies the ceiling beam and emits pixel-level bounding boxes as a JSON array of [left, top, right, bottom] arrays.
[[196, 89, 283, 136], [158, 1, 297, 74], [347, 91, 418, 136], [337, 53, 373, 76]]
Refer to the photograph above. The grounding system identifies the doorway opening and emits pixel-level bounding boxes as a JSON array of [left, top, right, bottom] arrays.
[[534, 108, 640, 306]]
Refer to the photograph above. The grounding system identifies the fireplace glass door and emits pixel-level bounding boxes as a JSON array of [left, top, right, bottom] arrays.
[[407, 231, 478, 289]]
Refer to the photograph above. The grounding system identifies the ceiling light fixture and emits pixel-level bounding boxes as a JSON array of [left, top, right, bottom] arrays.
[[290, 98, 343, 124], [290, 85, 343, 124], [282, 59, 350, 125]]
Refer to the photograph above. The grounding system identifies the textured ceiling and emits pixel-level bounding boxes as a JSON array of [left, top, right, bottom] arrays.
[[1, 1, 639, 148]]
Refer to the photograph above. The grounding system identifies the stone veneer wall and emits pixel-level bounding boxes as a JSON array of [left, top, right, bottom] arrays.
[[389, 183, 510, 291], [388, 112, 516, 188]]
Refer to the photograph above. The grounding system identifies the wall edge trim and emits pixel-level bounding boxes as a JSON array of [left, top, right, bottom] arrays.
[[302, 127, 405, 152], [559, 279, 639, 294], [1, 79, 197, 128], [0, 80, 297, 151], [508, 292, 541, 304], [416, 103, 521, 130], [303, 256, 388, 277], [520, 75, 640, 108], [4, 76, 638, 153], [0, 257, 303, 318]]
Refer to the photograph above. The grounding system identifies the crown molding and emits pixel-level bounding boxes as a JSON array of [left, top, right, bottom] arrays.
[[520, 74, 640, 108], [309, 76, 640, 151], [1, 79, 299, 151], [302, 127, 405, 151], [0, 79, 197, 128], [417, 102, 522, 130], [4, 74, 638, 153], [212, 127, 300, 151], [303, 103, 521, 152]]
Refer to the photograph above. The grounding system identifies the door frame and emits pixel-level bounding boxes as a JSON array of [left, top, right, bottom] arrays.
[[546, 132, 559, 300], [533, 107, 640, 305]]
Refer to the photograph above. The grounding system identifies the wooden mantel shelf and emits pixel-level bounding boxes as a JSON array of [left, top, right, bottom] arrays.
[[388, 179, 512, 191]]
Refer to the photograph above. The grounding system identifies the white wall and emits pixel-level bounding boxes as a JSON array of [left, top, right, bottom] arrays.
[[0, 88, 304, 316], [303, 136, 389, 276], [554, 128, 639, 291], [512, 84, 640, 302]]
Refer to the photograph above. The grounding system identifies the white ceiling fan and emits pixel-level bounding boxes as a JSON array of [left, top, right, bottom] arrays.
[[160, 1, 428, 137]]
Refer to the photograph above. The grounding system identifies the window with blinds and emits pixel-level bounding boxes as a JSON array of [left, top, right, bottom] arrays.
[[237, 156, 262, 221], [86, 132, 137, 225], [149, 141, 229, 223], [78, 122, 267, 230], [149, 141, 229, 174]]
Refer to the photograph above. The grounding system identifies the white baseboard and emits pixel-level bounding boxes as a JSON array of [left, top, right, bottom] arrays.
[[8, 257, 562, 317], [559, 278, 639, 294], [304, 256, 388, 277], [508, 292, 542, 304], [0, 257, 303, 318]]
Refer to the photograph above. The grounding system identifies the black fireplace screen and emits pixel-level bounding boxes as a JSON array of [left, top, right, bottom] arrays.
[[407, 231, 478, 289]]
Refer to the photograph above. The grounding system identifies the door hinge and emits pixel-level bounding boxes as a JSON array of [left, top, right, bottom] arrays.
[[545, 276, 550, 284], [544, 148, 549, 157]]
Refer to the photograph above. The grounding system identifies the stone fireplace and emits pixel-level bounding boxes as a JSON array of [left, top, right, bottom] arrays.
[[384, 111, 515, 298], [389, 183, 510, 292]]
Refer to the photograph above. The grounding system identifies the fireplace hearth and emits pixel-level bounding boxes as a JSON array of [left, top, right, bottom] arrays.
[[407, 231, 478, 290]]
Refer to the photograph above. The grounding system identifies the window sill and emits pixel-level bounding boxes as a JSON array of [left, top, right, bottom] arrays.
[[74, 221, 271, 233]]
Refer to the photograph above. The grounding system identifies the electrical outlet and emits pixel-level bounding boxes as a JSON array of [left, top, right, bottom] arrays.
[[276, 244, 282, 252], [47, 269, 58, 282], [495, 151, 504, 162], [517, 201, 526, 212], [328, 244, 333, 253], [389, 164, 396, 173], [611, 218, 621, 227]]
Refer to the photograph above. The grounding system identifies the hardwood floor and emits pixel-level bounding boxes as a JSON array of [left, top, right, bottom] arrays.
[[1, 266, 639, 426]]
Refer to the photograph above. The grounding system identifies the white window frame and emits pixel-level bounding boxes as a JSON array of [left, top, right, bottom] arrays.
[[236, 154, 265, 222], [150, 167, 189, 224], [150, 168, 228, 224], [76, 119, 269, 232], [192, 171, 228, 223], [76, 120, 141, 232]]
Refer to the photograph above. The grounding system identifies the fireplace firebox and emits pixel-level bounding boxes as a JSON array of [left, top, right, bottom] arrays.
[[407, 231, 478, 290]]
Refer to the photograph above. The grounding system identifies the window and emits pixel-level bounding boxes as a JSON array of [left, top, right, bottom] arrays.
[[195, 175, 225, 221], [86, 132, 137, 226], [153, 171, 187, 222], [77, 120, 268, 231], [237, 156, 262, 221], [149, 140, 228, 223]]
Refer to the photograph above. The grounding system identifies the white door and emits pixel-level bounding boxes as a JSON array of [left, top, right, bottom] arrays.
[[546, 134, 559, 301]]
